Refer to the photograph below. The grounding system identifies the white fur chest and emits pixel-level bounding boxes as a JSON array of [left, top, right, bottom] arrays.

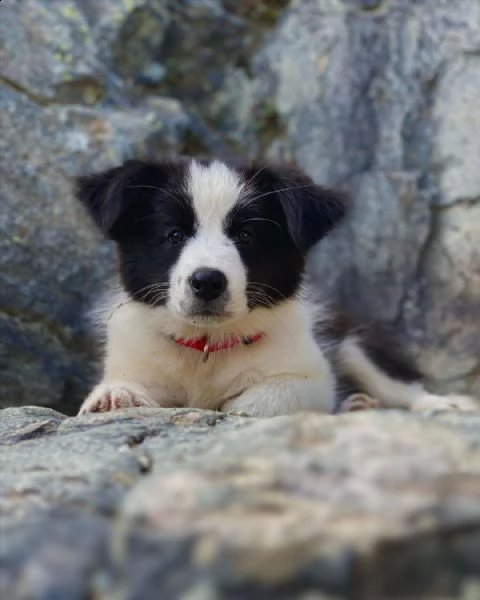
[[101, 298, 334, 411]]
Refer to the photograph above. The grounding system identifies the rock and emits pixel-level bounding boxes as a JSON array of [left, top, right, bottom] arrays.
[[1, 406, 480, 598], [0, 0, 102, 103], [0, 85, 189, 414], [254, 0, 480, 396], [0, 2, 190, 413]]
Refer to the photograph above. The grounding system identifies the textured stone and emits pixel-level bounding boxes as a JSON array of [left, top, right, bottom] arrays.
[[434, 56, 480, 204], [0, 85, 188, 413], [0, 0, 102, 103], [0, 2, 190, 413], [253, 0, 480, 396], [1, 406, 480, 598]]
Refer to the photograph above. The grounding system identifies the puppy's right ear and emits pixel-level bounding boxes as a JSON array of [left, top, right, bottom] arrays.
[[74, 160, 152, 239]]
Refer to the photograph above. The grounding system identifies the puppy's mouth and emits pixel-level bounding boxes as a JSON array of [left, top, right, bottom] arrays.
[[189, 308, 229, 317], [169, 290, 248, 326], [172, 300, 235, 326], [185, 308, 234, 325]]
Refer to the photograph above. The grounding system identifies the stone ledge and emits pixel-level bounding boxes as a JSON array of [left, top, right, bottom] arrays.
[[1, 406, 479, 598]]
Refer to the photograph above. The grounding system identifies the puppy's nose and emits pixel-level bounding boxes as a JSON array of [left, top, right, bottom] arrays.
[[189, 268, 227, 302]]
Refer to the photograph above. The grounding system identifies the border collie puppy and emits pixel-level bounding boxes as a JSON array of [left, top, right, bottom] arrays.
[[75, 158, 477, 416]]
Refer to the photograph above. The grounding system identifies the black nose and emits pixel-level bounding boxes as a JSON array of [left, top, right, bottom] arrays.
[[189, 268, 228, 302]]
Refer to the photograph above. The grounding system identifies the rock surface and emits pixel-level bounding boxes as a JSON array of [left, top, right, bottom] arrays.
[[1, 405, 480, 598], [254, 0, 480, 396], [0, 1, 193, 413], [1, 0, 479, 413]]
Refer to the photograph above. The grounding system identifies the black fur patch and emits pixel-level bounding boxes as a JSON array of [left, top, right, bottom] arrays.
[[225, 192, 304, 308], [224, 163, 348, 308], [321, 308, 423, 384], [75, 159, 195, 304], [241, 164, 348, 252]]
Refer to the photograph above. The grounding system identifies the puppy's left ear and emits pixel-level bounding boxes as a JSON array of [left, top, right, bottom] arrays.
[[248, 164, 348, 253], [74, 160, 159, 240]]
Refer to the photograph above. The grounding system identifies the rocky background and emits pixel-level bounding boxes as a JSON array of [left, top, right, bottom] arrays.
[[1, 0, 479, 413]]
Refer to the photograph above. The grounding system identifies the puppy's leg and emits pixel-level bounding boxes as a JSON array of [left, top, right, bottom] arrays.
[[78, 381, 157, 415], [408, 393, 478, 413], [338, 336, 478, 412], [221, 378, 336, 417]]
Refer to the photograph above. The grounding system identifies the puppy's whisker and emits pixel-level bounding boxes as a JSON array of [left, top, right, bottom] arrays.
[[105, 297, 134, 324], [247, 165, 267, 185], [151, 294, 169, 306], [248, 282, 290, 302], [249, 184, 315, 203], [133, 283, 170, 304]]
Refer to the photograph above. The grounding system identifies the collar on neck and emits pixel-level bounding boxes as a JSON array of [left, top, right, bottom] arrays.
[[172, 332, 264, 363]]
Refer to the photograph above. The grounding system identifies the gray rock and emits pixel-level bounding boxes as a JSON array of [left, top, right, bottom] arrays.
[[0, 0, 102, 103], [1, 406, 480, 598], [254, 0, 480, 396], [0, 85, 189, 413], [0, 1, 190, 413]]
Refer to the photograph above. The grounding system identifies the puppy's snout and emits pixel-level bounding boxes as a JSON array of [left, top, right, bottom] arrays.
[[189, 268, 227, 302]]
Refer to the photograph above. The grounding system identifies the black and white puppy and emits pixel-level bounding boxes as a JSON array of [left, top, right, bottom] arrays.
[[75, 158, 477, 416]]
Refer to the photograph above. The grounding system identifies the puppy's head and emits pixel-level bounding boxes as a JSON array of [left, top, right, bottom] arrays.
[[75, 159, 347, 327]]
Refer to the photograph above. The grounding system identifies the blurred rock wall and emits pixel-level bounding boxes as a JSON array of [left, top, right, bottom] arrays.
[[1, 0, 479, 413]]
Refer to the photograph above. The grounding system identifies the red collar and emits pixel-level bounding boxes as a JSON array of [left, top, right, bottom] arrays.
[[172, 332, 264, 362]]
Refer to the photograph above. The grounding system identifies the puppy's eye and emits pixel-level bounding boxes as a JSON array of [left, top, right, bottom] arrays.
[[235, 229, 255, 246], [167, 229, 186, 245]]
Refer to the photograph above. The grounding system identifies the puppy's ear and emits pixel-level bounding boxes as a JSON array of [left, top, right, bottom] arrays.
[[74, 160, 156, 239], [248, 164, 348, 253]]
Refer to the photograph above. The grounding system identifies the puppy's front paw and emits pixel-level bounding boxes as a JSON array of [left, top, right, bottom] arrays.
[[338, 393, 381, 413], [411, 393, 478, 413], [78, 383, 154, 415]]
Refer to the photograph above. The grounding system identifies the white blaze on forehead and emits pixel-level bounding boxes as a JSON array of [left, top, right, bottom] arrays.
[[188, 160, 245, 231], [169, 160, 249, 320]]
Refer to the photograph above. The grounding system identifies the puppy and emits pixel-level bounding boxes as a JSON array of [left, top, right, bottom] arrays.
[[75, 158, 477, 416]]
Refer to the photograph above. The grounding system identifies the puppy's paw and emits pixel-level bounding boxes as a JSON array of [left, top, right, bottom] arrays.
[[338, 393, 381, 413], [78, 383, 154, 415], [223, 409, 252, 417], [411, 393, 478, 413]]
